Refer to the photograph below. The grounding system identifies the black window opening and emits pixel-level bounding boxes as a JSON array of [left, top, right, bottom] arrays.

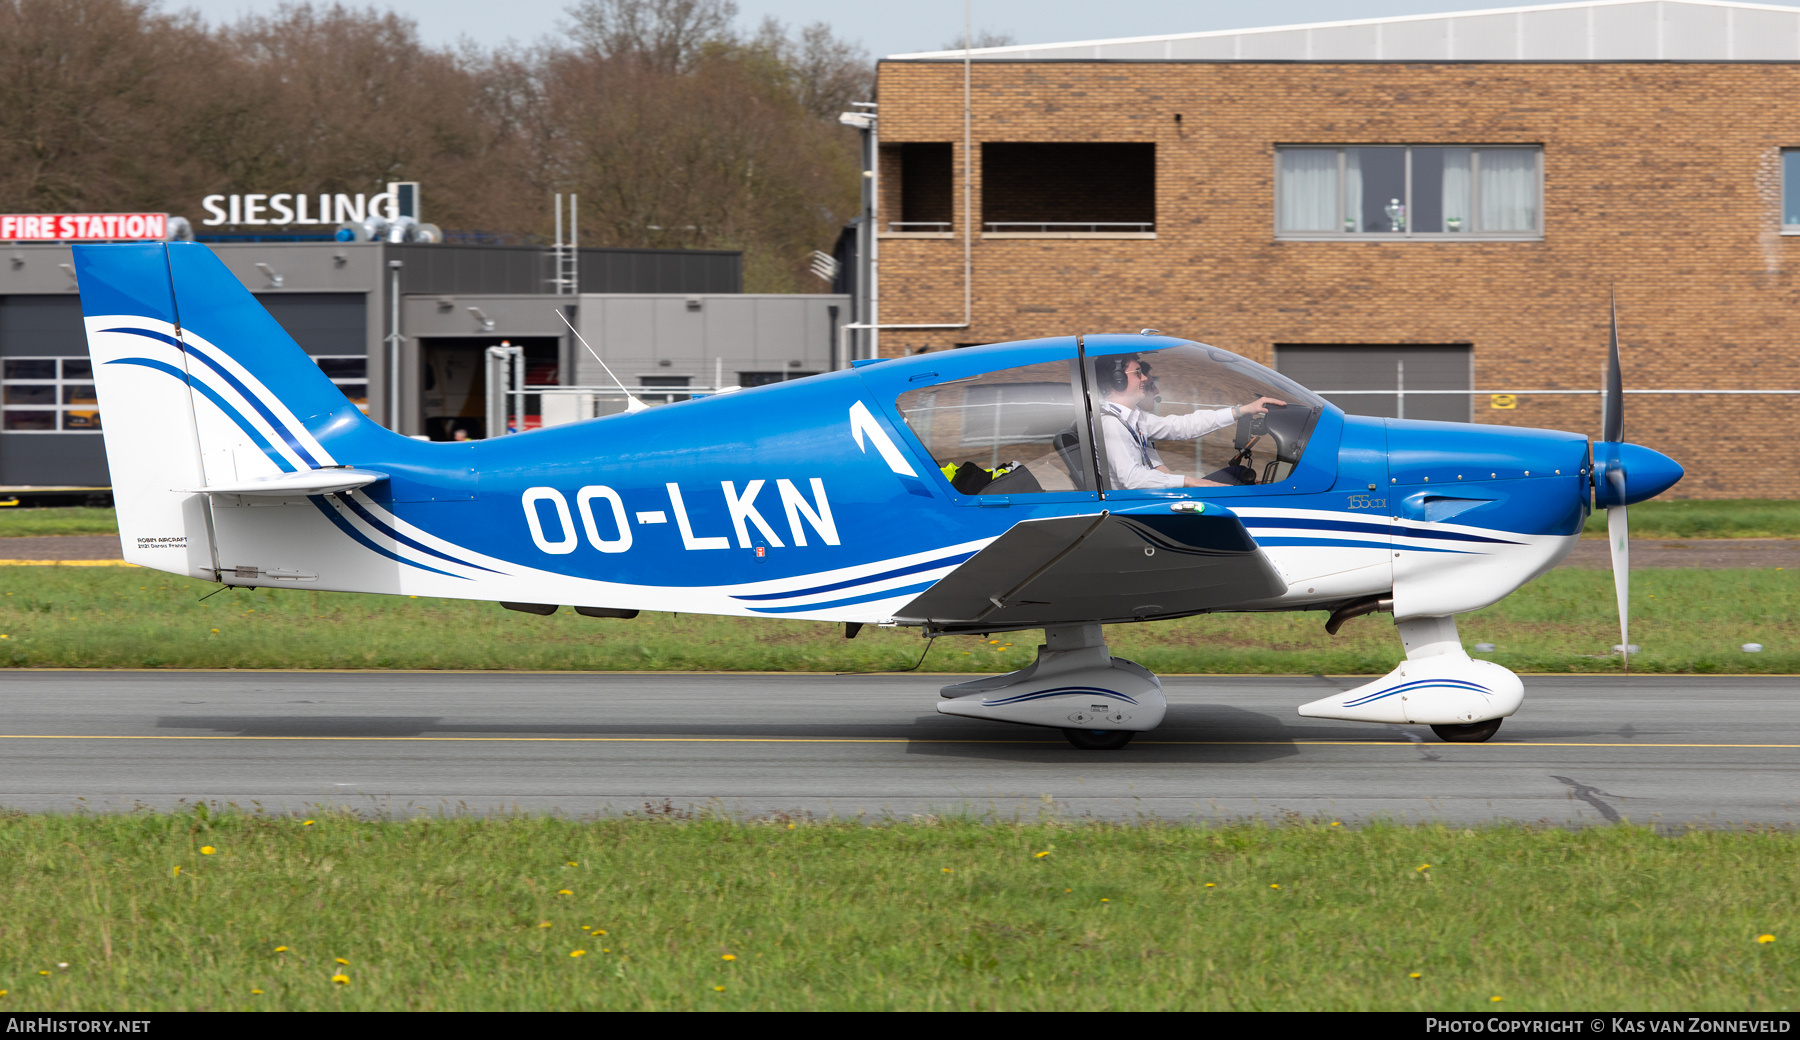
[[1274, 345, 1473, 424], [639, 375, 691, 404], [892, 143, 954, 233], [981, 143, 1155, 234], [737, 371, 821, 387]]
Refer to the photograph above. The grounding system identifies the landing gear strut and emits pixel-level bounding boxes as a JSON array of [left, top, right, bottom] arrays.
[[936, 623, 1166, 748]]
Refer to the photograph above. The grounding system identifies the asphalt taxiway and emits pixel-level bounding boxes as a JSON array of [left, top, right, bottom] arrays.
[[0, 671, 1793, 826]]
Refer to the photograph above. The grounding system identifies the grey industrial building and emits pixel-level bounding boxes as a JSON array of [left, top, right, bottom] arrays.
[[0, 241, 848, 489]]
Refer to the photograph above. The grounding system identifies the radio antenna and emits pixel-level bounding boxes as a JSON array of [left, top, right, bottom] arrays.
[[556, 309, 646, 413]]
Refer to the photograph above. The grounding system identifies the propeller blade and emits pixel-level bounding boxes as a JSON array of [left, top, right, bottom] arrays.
[[1603, 292, 1629, 671], [1608, 503, 1630, 672], [1603, 290, 1624, 444]]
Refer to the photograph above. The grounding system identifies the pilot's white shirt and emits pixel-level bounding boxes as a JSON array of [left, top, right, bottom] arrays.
[[1100, 400, 1236, 489]]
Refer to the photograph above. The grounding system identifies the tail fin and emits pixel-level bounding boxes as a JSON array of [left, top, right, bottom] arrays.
[[76, 242, 377, 577]]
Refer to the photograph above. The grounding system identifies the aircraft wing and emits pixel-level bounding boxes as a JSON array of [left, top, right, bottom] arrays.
[[896, 510, 1287, 632]]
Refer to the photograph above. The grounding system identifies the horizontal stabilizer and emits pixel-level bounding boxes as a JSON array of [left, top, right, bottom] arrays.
[[178, 468, 388, 497], [898, 510, 1286, 631]]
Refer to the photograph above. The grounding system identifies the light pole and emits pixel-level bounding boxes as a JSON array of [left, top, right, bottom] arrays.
[[385, 259, 403, 431]]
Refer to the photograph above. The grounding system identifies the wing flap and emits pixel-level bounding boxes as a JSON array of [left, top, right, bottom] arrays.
[[897, 510, 1287, 631]]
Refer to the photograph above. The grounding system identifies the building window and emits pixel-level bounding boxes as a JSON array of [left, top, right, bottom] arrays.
[[2, 357, 99, 432], [1276, 146, 1542, 239], [737, 371, 820, 387], [982, 143, 1155, 235], [1783, 150, 1800, 231], [638, 375, 690, 404], [891, 143, 954, 233], [313, 356, 368, 413]]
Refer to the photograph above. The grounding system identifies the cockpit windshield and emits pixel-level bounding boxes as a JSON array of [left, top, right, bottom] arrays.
[[1085, 344, 1324, 492]]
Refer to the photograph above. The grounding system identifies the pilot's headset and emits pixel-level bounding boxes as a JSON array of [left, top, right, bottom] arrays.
[[1096, 354, 1160, 408]]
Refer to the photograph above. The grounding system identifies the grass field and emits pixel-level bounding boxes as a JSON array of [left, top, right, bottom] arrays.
[[0, 812, 1789, 1011], [0, 566, 1793, 673], [0, 507, 118, 539], [3, 500, 1800, 541]]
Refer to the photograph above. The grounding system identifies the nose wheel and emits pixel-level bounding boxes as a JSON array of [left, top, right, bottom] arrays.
[[1062, 728, 1135, 750]]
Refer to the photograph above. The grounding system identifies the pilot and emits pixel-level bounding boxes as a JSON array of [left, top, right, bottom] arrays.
[[1097, 354, 1286, 489]]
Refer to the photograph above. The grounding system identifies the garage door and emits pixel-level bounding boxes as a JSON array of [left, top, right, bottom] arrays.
[[1274, 344, 1472, 423]]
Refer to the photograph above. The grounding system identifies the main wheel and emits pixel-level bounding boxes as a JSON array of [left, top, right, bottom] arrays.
[[1062, 728, 1135, 750], [1430, 719, 1503, 743]]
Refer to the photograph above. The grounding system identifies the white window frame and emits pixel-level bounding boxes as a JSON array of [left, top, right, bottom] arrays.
[[1781, 149, 1800, 235], [2, 356, 100, 433], [1275, 145, 1544, 242]]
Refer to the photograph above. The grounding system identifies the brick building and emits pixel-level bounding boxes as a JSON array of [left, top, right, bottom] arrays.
[[865, 0, 1800, 498]]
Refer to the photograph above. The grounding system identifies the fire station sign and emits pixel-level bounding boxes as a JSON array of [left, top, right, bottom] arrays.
[[0, 213, 168, 241]]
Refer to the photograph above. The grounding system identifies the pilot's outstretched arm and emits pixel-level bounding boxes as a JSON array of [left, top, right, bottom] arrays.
[[1137, 406, 1235, 442]]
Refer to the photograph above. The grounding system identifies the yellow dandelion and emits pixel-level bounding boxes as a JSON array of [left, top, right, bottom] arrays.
[[251, 989, 264, 995], [1330, 821, 1342, 827], [1409, 972, 1422, 979], [274, 946, 288, 953], [334, 958, 349, 965], [201, 846, 216, 855], [1417, 864, 1431, 872], [570, 950, 587, 958], [942, 867, 952, 873], [722, 954, 736, 961], [1101, 898, 1110, 903], [0, 635, 9, 640], [566, 861, 578, 867], [787, 822, 795, 830], [538, 921, 552, 929], [1205, 883, 1216, 888], [1270, 884, 1281, 890], [595, 929, 606, 936], [210, 628, 219, 633], [38, 971, 49, 976], [1758, 934, 1776, 944], [0, 991, 7, 997], [1490, 996, 1503, 1003], [302, 820, 315, 826], [558, 889, 573, 896], [1034, 851, 1051, 859], [331, 974, 349, 985], [714, 985, 726, 992], [603, 949, 611, 953], [172, 865, 181, 876]]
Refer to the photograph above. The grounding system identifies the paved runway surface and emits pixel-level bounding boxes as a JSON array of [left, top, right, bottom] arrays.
[[0, 671, 1794, 826]]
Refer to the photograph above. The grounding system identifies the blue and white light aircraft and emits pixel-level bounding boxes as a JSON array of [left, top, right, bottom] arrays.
[[75, 242, 1682, 749]]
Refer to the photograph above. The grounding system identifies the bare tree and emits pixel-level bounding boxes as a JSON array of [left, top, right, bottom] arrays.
[[565, 0, 737, 71], [939, 29, 1017, 50], [0, 0, 869, 290]]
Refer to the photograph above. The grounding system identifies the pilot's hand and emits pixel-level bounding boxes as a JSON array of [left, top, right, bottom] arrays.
[[1236, 396, 1288, 417]]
